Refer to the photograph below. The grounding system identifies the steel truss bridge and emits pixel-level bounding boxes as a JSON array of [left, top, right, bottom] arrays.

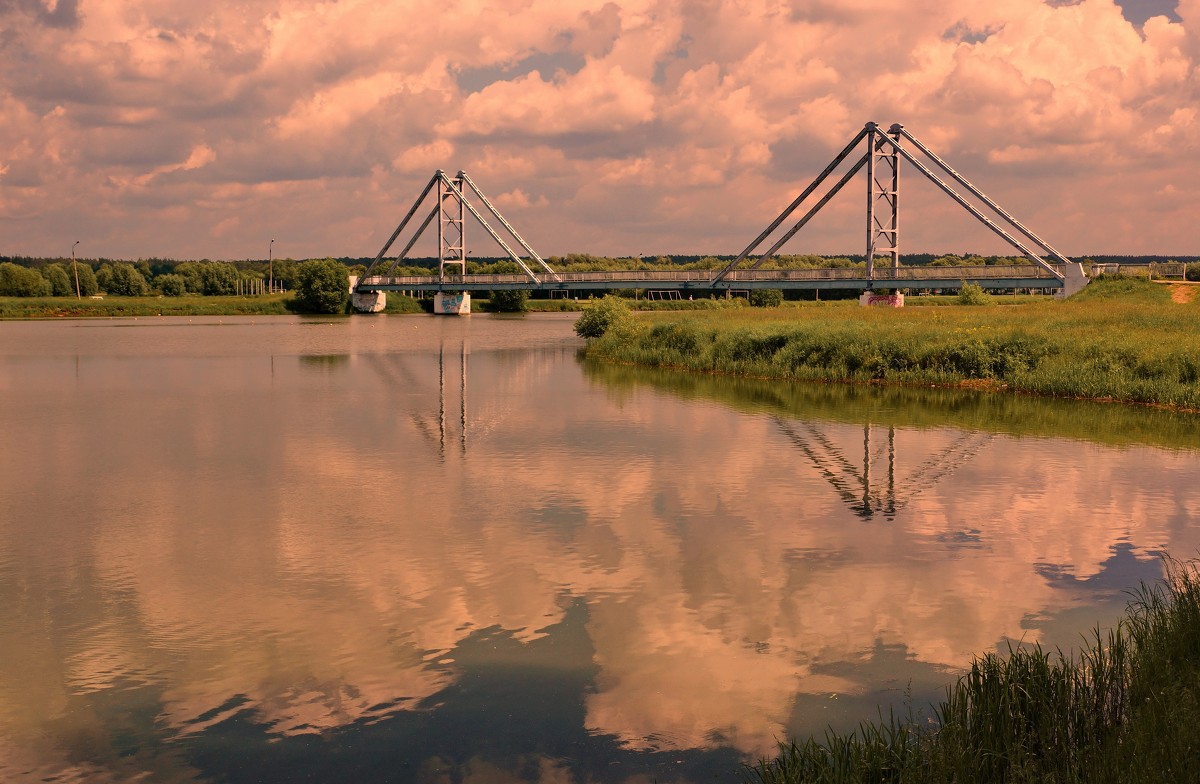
[[355, 122, 1089, 299]]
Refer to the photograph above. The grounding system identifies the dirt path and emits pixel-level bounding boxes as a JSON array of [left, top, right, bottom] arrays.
[[1170, 283, 1199, 304]]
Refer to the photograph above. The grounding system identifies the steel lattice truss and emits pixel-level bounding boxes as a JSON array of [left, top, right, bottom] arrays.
[[712, 122, 1076, 285], [358, 170, 560, 286]]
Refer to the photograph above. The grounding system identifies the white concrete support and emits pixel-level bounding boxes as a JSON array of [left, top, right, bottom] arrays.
[[434, 292, 471, 315], [859, 291, 905, 307], [349, 276, 387, 312], [1056, 263, 1090, 299]]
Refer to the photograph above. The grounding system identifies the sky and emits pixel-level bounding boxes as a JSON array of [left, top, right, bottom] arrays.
[[0, 0, 1196, 261]]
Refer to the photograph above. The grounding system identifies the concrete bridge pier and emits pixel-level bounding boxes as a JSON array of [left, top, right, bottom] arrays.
[[434, 292, 471, 315]]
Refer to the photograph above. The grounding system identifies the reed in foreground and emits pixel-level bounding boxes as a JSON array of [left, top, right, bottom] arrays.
[[747, 557, 1200, 784]]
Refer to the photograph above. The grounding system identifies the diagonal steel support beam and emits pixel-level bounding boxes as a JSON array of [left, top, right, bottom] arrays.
[[458, 172, 561, 282], [358, 170, 557, 289], [358, 173, 440, 286], [438, 174, 541, 284], [870, 134, 1064, 280], [383, 205, 439, 276], [897, 129, 1073, 267], [749, 154, 869, 269], [712, 125, 870, 284]]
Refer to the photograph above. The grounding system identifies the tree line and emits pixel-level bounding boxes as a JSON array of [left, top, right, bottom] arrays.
[[0, 257, 366, 299]]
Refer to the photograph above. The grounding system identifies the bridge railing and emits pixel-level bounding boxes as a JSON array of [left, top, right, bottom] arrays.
[[725, 264, 1061, 282], [361, 264, 1064, 288]]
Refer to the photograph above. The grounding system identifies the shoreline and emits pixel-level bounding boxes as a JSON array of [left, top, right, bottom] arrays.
[[578, 280, 1200, 412]]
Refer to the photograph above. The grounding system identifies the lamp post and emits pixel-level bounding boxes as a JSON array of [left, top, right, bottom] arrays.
[[269, 238, 275, 294], [71, 240, 81, 299]]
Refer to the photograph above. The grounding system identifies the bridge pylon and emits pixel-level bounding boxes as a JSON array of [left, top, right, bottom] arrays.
[[356, 170, 559, 312], [712, 122, 1088, 297]]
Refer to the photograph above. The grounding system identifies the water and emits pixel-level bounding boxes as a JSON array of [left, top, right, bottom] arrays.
[[1, 314, 1198, 783]]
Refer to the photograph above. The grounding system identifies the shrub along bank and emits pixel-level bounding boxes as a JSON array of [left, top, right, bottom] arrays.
[[577, 280, 1200, 410]]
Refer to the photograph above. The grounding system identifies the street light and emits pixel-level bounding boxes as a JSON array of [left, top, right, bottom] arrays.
[[269, 238, 275, 294], [71, 240, 81, 299]]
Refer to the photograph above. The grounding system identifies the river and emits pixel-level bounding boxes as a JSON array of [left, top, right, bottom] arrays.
[[1, 314, 1198, 783]]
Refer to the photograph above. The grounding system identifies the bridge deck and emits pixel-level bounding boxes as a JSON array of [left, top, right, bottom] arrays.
[[357, 264, 1064, 292]]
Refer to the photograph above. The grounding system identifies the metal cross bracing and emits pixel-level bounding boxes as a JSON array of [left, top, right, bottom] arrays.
[[711, 121, 1084, 290], [774, 418, 994, 520], [356, 169, 560, 290], [355, 124, 1088, 297]]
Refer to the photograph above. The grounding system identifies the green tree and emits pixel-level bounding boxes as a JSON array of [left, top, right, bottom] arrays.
[[0, 262, 51, 296], [95, 263, 113, 293], [272, 259, 298, 290], [105, 263, 150, 296], [42, 263, 74, 296], [294, 258, 349, 313], [198, 262, 239, 295], [956, 281, 994, 305], [157, 274, 187, 296], [574, 295, 632, 338], [489, 289, 530, 312], [76, 264, 98, 296], [749, 288, 784, 307], [174, 262, 203, 293]]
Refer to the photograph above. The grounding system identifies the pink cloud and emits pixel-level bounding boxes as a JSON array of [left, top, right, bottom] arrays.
[[0, 0, 1195, 258]]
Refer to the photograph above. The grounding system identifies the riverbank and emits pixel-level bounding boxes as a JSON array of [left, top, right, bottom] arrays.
[[580, 279, 1200, 411], [0, 294, 294, 318], [749, 557, 1200, 784]]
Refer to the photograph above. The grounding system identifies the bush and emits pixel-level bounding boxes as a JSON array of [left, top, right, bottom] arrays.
[[75, 264, 98, 297], [750, 288, 784, 307], [1186, 263, 1200, 282], [157, 274, 187, 296], [489, 289, 529, 312], [956, 282, 993, 305], [42, 263, 74, 296], [0, 262, 50, 296], [293, 258, 349, 314], [198, 262, 239, 295], [574, 295, 632, 338], [105, 263, 150, 296]]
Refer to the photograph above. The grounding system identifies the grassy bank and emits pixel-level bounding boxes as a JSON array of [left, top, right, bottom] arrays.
[[0, 294, 294, 318], [581, 280, 1200, 410], [748, 557, 1200, 784], [582, 361, 1200, 452]]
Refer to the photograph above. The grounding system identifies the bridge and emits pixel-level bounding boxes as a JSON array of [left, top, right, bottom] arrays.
[[353, 122, 1089, 309]]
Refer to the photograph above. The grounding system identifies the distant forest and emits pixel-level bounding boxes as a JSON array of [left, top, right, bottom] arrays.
[[1, 252, 1197, 298]]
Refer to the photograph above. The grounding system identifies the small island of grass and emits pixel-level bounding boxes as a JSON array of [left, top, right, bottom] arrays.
[[577, 278, 1200, 411]]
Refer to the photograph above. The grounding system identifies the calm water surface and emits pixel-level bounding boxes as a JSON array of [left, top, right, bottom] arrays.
[[2, 314, 1198, 783]]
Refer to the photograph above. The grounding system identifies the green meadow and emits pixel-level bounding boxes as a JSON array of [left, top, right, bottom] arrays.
[[580, 279, 1200, 411]]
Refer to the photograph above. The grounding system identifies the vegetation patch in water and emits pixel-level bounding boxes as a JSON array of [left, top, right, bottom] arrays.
[[580, 280, 1200, 410]]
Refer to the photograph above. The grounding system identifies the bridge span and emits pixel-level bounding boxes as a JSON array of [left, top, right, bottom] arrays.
[[354, 122, 1090, 308], [356, 264, 1067, 295]]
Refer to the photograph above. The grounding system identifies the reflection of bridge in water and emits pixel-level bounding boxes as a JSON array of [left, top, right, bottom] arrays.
[[776, 418, 992, 519], [365, 341, 470, 459], [378, 345, 991, 513], [355, 122, 1090, 299]]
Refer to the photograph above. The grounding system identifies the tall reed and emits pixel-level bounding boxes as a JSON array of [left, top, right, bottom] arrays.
[[747, 557, 1200, 784]]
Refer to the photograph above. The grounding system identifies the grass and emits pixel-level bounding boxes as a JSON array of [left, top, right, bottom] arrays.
[[581, 279, 1200, 410], [0, 294, 293, 318], [580, 360, 1200, 452], [747, 557, 1200, 784]]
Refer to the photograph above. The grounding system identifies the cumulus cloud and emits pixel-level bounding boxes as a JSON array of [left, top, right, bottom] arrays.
[[0, 0, 1195, 258]]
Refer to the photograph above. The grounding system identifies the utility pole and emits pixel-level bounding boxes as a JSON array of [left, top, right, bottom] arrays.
[[71, 240, 81, 299], [269, 238, 275, 294]]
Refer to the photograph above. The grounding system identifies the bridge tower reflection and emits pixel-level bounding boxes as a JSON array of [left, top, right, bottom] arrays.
[[775, 418, 992, 519]]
